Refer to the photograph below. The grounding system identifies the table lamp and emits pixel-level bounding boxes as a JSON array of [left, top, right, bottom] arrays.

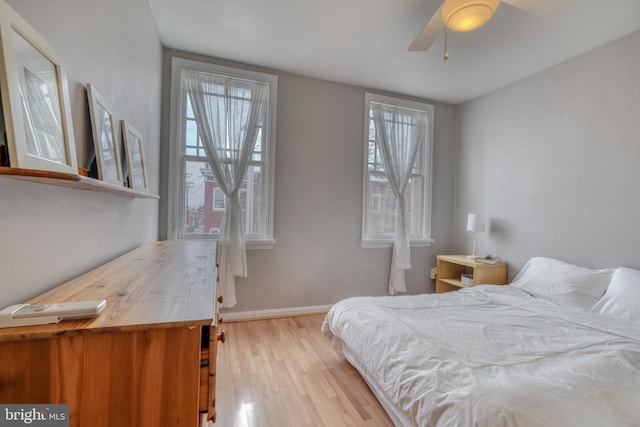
[[466, 213, 487, 259]]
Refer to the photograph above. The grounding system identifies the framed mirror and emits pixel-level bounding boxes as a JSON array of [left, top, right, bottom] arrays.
[[0, 0, 78, 174], [87, 83, 123, 186], [121, 120, 149, 191]]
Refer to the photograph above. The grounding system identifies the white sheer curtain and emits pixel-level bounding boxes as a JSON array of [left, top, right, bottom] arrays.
[[184, 70, 268, 308], [371, 103, 426, 295]]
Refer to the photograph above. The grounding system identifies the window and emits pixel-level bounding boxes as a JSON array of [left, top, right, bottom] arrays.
[[361, 93, 434, 247], [168, 58, 277, 246], [213, 187, 225, 210], [371, 194, 382, 213]]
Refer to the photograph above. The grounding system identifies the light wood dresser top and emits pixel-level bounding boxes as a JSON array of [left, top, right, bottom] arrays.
[[0, 240, 217, 342]]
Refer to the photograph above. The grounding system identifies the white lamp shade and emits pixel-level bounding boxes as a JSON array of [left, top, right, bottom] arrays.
[[467, 213, 487, 232]]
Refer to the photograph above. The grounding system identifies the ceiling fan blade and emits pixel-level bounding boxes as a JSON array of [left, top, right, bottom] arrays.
[[409, 8, 445, 52], [501, 0, 572, 17]]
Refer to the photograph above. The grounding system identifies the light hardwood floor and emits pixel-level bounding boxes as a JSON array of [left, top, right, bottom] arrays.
[[206, 314, 394, 427]]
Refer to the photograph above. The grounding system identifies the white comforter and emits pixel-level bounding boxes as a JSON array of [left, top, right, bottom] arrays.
[[322, 285, 640, 427]]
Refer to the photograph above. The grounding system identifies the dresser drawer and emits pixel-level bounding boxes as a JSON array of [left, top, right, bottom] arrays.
[[199, 348, 210, 412]]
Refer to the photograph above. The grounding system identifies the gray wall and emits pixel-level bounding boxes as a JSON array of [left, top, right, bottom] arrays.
[[4, 3, 634, 315], [0, 0, 162, 306], [455, 30, 640, 277], [161, 50, 459, 314]]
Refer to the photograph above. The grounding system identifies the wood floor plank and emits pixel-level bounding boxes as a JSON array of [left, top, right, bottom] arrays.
[[209, 314, 394, 427]]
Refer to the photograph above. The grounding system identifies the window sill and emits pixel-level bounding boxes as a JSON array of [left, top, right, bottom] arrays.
[[246, 239, 276, 250], [360, 238, 434, 249], [175, 236, 276, 249]]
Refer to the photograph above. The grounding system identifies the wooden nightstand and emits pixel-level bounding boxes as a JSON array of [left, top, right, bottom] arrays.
[[436, 255, 507, 294]]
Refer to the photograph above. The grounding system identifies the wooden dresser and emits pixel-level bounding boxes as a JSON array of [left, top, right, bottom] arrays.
[[0, 240, 220, 426]]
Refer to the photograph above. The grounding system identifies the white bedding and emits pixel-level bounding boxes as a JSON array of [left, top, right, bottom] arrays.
[[322, 285, 640, 427]]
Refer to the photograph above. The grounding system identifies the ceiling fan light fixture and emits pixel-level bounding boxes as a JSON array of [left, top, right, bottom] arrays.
[[441, 0, 501, 32]]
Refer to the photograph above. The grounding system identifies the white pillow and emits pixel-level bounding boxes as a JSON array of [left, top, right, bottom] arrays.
[[510, 257, 614, 310], [590, 267, 640, 322]]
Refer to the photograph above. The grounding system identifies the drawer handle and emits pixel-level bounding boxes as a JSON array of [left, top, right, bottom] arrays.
[[217, 330, 226, 344], [217, 296, 223, 304]]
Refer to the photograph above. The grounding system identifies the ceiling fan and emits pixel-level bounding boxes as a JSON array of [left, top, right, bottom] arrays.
[[409, 0, 571, 53]]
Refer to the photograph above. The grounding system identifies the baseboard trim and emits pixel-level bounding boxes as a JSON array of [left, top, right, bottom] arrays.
[[220, 304, 334, 322]]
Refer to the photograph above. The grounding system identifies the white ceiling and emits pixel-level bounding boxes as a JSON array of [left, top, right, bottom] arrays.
[[147, 0, 640, 105]]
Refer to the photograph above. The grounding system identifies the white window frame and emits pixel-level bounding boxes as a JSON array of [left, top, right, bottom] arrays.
[[361, 92, 434, 248], [167, 57, 277, 248]]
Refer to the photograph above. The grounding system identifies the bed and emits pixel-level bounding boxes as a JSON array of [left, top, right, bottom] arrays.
[[322, 257, 640, 426]]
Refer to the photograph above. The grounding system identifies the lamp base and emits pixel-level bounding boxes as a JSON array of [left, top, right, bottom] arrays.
[[468, 235, 478, 260], [466, 255, 480, 260]]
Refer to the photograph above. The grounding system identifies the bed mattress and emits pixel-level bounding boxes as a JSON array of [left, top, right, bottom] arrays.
[[322, 285, 640, 427]]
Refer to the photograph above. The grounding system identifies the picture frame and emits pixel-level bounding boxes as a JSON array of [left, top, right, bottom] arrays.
[[121, 120, 149, 191], [87, 83, 123, 186], [0, 0, 78, 174]]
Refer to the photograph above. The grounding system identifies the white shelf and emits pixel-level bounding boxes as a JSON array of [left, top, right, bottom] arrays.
[[0, 166, 159, 199]]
